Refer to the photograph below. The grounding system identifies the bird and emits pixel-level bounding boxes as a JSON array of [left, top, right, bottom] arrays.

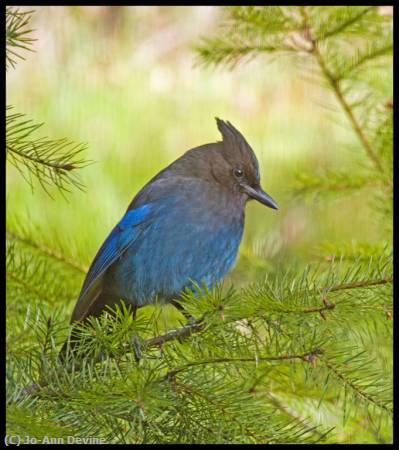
[[62, 118, 278, 355]]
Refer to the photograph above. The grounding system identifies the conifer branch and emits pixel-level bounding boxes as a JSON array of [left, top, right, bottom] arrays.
[[300, 6, 384, 174], [165, 348, 325, 379], [6, 106, 90, 195], [319, 7, 374, 40], [17, 261, 392, 402], [328, 276, 392, 293], [321, 359, 393, 414], [261, 392, 329, 440], [312, 45, 384, 173], [292, 171, 385, 199], [6, 229, 87, 274], [146, 320, 206, 347], [172, 381, 262, 442], [7, 271, 55, 305], [6, 7, 36, 69]]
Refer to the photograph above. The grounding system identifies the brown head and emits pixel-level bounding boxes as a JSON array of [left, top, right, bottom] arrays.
[[152, 118, 278, 209]]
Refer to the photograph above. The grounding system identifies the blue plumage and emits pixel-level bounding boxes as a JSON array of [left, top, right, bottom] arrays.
[[107, 182, 244, 307], [70, 118, 278, 323], [71, 203, 155, 321]]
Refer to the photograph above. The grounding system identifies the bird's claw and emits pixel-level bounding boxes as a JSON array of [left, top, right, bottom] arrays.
[[130, 335, 142, 362]]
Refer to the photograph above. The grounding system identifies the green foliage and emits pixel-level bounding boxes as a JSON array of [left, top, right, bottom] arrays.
[[6, 7, 36, 70], [7, 6, 392, 444], [6, 8, 89, 196], [6, 106, 89, 195], [7, 251, 392, 443]]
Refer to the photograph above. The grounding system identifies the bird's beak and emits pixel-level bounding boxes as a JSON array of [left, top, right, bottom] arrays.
[[243, 184, 279, 210]]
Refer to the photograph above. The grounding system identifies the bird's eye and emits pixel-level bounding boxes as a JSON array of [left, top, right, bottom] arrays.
[[234, 168, 243, 178]]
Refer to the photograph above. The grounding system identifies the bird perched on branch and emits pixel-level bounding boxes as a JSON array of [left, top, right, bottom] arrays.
[[63, 118, 278, 351]]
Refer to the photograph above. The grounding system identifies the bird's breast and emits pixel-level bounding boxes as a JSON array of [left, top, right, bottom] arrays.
[[107, 187, 245, 305]]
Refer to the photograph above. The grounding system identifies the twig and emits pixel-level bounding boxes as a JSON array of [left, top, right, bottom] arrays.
[[321, 359, 393, 414], [321, 7, 374, 40], [6, 229, 87, 274], [19, 319, 207, 397], [328, 276, 393, 292], [7, 271, 55, 305], [172, 380, 265, 442], [300, 6, 384, 174], [165, 348, 325, 379], [7, 144, 80, 172], [145, 320, 206, 347], [263, 391, 328, 439], [266, 276, 392, 315]]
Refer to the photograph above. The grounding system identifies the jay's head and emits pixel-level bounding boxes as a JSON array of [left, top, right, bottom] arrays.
[[161, 118, 278, 210]]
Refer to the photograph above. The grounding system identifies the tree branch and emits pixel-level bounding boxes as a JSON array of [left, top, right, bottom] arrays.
[[145, 320, 206, 347], [165, 348, 325, 379], [18, 275, 391, 398], [261, 391, 328, 439], [7, 144, 80, 172], [7, 271, 55, 305], [301, 6, 384, 174], [327, 276, 393, 292], [321, 359, 393, 414], [172, 380, 263, 442], [6, 229, 87, 274]]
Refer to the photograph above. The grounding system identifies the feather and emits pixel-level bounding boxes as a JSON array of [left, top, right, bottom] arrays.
[[71, 203, 154, 322]]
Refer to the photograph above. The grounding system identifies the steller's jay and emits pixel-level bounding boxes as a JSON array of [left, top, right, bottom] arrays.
[[67, 118, 278, 335]]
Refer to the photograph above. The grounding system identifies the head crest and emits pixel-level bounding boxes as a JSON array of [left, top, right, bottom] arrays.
[[215, 117, 259, 178], [216, 118, 247, 147]]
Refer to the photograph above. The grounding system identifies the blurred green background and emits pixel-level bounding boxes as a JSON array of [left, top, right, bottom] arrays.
[[6, 6, 381, 292]]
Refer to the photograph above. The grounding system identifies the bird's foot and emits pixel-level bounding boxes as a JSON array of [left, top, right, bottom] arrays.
[[186, 315, 196, 326], [129, 335, 142, 362]]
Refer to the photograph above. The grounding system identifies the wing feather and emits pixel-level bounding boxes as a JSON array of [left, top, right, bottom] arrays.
[[71, 203, 154, 322]]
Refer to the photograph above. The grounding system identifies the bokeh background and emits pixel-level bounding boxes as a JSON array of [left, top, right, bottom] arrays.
[[7, 5, 383, 292]]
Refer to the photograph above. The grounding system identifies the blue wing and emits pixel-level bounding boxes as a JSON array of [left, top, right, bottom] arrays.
[[71, 203, 155, 322]]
